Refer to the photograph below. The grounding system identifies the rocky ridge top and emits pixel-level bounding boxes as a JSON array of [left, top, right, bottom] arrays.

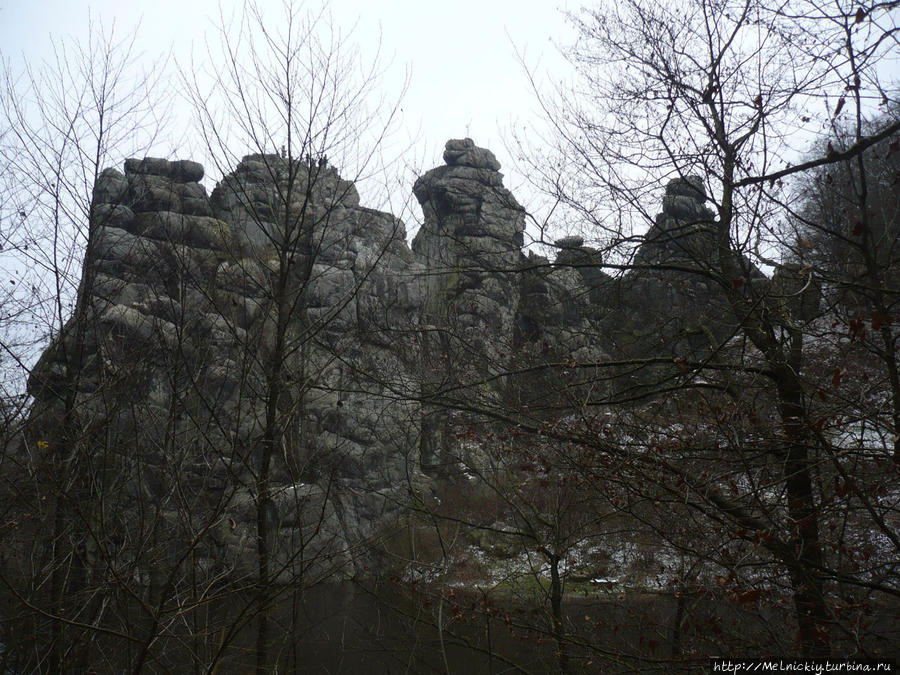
[[27, 139, 743, 580]]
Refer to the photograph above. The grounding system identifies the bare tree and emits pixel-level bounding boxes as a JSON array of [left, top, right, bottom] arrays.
[[504, 0, 900, 659], [181, 2, 410, 670], [0, 20, 172, 671], [2, 0, 422, 668], [787, 111, 900, 469]]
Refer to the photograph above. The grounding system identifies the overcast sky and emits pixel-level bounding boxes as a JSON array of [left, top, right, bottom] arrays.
[[0, 0, 577, 225]]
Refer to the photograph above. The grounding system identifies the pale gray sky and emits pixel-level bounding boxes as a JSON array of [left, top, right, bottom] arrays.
[[0, 0, 576, 223]]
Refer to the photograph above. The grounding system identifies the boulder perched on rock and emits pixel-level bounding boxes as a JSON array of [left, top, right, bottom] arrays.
[[442, 137, 502, 171]]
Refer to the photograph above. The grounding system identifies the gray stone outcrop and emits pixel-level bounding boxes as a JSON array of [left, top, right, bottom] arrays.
[[25, 141, 748, 582], [28, 153, 426, 582], [412, 139, 526, 472]]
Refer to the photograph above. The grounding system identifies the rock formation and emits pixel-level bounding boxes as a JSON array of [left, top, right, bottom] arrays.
[[28, 153, 424, 581], [412, 139, 526, 472], [593, 175, 737, 368], [25, 139, 742, 581]]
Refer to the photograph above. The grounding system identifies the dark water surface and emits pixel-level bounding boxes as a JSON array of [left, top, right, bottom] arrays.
[[3, 580, 897, 673]]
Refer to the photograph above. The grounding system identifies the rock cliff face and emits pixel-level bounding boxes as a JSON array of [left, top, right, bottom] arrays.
[[28, 154, 424, 580], [26, 139, 735, 579]]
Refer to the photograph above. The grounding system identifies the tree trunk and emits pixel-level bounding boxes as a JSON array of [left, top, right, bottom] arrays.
[[549, 552, 569, 674], [255, 429, 274, 674], [779, 372, 830, 657]]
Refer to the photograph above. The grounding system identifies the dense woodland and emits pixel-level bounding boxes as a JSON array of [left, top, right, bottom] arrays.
[[1, 0, 899, 672]]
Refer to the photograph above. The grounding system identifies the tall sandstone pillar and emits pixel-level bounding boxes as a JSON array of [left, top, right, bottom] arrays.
[[412, 138, 526, 473]]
